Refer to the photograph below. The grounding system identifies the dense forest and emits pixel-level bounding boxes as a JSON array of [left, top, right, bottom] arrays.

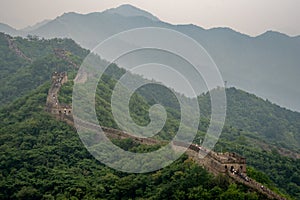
[[0, 82, 275, 200], [0, 32, 89, 106], [198, 88, 300, 152], [0, 33, 299, 199]]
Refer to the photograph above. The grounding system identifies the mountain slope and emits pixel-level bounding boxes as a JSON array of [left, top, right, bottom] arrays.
[[0, 61, 272, 200], [16, 5, 299, 113], [21, 19, 51, 32], [0, 32, 89, 107], [198, 88, 300, 152], [2, 5, 300, 111], [0, 63, 290, 200], [0, 33, 299, 198], [0, 23, 21, 36], [226, 88, 300, 150]]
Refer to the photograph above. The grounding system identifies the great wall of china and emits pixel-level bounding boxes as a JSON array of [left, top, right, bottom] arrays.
[[0, 33, 290, 199], [4, 35, 32, 62], [46, 71, 286, 200]]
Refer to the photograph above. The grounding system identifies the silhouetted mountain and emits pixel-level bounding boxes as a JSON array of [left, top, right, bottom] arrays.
[[0, 23, 22, 36], [0, 5, 299, 113], [104, 4, 160, 21], [21, 19, 51, 32]]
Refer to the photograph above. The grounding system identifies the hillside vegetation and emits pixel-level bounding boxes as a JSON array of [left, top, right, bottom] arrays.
[[0, 32, 89, 107], [0, 83, 269, 200], [0, 34, 299, 199], [199, 88, 300, 152], [59, 62, 300, 199]]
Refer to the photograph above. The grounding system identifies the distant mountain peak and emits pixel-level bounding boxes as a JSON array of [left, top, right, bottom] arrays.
[[257, 30, 291, 38], [105, 4, 160, 21], [0, 23, 20, 36]]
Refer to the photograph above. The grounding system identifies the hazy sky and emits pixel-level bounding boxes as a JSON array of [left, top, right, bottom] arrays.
[[1, 0, 299, 36]]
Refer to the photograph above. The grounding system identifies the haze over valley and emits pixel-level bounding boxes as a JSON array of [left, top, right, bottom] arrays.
[[1, 4, 299, 112]]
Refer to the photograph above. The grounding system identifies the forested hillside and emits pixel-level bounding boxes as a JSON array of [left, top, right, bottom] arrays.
[[0, 32, 89, 107], [0, 33, 299, 199], [0, 80, 271, 199], [57, 61, 300, 199], [198, 88, 300, 152]]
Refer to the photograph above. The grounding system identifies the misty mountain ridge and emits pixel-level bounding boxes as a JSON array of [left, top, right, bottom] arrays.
[[21, 19, 51, 32], [104, 4, 160, 21], [1, 4, 297, 38], [0, 4, 299, 112], [0, 23, 21, 36]]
